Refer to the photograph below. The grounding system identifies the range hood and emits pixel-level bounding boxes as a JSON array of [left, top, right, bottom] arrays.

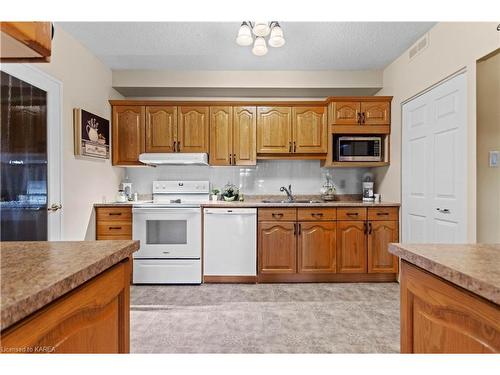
[[138, 153, 208, 166]]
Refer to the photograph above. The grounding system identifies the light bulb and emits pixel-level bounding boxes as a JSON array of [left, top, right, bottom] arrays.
[[236, 22, 253, 46], [269, 23, 285, 48], [252, 37, 268, 56], [252, 22, 270, 37]]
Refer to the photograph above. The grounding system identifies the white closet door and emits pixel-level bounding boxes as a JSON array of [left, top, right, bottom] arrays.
[[402, 73, 467, 243]]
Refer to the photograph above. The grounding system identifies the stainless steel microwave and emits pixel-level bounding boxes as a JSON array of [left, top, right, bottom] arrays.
[[336, 136, 382, 162]]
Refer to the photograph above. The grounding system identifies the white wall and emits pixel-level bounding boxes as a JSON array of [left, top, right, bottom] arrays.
[[375, 22, 500, 242], [126, 161, 368, 197], [34, 26, 124, 240], [477, 51, 500, 243]]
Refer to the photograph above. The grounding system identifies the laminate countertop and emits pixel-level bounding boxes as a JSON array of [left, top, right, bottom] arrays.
[[94, 195, 400, 208], [0, 240, 139, 331], [389, 243, 500, 305]]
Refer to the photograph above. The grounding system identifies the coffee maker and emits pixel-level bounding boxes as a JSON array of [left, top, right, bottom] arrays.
[[362, 174, 375, 202]]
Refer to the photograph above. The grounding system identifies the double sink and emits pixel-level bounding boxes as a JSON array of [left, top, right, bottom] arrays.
[[260, 199, 324, 204]]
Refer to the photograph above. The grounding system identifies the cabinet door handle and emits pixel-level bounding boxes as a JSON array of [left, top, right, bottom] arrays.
[[293, 223, 297, 236], [288, 142, 292, 153], [312, 213, 324, 217], [357, 112, 362, 124], [177, 141, 181, 152], [346, 212, 359, 216], [293, 141, 296, 153], [233, 154, 236, 165], [272, 213, 284, 218], [363, 222, 367, 234], [229, 154, 232, 165], [376, 212, 389, 216], [362, 112, 366, 123], [173, 141, 177, 151], [368, 222, 372, 235], [298, 223, 301, 235], [109, 226, 122, 230], [109, 212, 122, 216]]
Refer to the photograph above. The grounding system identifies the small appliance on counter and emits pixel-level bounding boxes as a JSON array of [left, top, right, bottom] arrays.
[[120, 176, 133, 200], [362, 173, 375, 202]]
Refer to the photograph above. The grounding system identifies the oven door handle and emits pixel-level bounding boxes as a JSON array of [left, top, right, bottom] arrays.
[[132, 207, 201, 214]]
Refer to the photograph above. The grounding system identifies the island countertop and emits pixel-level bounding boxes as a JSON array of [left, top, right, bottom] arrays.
[[389, 243, 500, 305], [0, 240, 139, 331]]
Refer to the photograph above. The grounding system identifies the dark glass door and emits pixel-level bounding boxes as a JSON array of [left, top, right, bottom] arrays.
[[1, 71, 48, 241]]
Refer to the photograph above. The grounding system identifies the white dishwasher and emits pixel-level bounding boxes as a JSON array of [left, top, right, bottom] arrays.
[[203, 208, 257, 276]]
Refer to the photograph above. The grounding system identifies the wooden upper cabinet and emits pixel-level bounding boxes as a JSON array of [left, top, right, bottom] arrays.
[[292, 107, 327, 153], [257, 107, 292, 154], [209, 106, 233, 166], [112, 106, 145, 166], [145, 106, 177, 153], [233, 106, 257, 165], [330, 102, 361, 125], [298, 221, 336, 273], [336, 221, 367, 273], [258, 222, 296, 274], [178, 106, 209, 153], [1, 22, 52, 62], [361, 101, 390, 125]]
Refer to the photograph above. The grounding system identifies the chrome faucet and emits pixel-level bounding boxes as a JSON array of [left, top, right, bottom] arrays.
[[280, 185, 294, 202]]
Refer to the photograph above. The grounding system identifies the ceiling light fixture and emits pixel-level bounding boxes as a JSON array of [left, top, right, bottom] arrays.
[[236, 21, 285, 56]]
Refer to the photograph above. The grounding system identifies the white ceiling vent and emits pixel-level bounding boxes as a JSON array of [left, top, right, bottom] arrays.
[[409, 33, 429, 60]]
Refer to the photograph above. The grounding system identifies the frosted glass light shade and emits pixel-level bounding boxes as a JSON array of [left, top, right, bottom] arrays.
[[269, 24, 285, 47], [236, 23, 253, 46], [252, 37, 268, 56], [252, 22, 270, 37]]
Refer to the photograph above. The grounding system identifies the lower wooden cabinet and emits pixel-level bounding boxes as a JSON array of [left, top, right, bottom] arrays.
[[336, 221, 367, 273], [298, 221, 336, 273], [368, 221, 399, 273], [96, 207, 132, 240], [400, 261, 500, 353], [258, 222, 296, 274], [0, 259, 131, 353]]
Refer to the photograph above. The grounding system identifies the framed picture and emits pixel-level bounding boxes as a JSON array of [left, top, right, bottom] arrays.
[[73, 108, 110, 159]]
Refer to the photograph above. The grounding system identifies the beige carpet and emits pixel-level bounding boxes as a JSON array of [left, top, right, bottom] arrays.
[[130, 283, 400, 353]]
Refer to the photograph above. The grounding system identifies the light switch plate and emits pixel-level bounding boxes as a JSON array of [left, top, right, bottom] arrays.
[[489, 151, 499, 167]]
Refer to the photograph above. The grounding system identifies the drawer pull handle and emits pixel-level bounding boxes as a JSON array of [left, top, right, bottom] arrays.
[[376, 212, 389, 216], [109, 226, 122, 230], [346, 212, 358, 216], [109, 212, 122, 216], [312, 213, 324, 217], [272, 213, 284, 218]]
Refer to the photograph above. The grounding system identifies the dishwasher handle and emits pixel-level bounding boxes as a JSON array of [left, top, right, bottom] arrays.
[[204, 208, 256, 215]]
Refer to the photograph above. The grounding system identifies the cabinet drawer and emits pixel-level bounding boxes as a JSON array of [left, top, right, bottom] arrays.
[[297, 208, 336, 221], [368, 207, 398, 221], [258, 208, 296, 221], [337, 207, 367, 221], [96, 207, 132, 221], [97, 223, 132, 238]]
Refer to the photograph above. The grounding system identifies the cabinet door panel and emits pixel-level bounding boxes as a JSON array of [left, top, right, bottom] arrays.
[[209, 106, 233, 165], [233, 106, 256, 165], [258, 222, 296, 274], [178, 106, 209, 152], [112, 106, 145, 165], [367, 221, 399, 273], [330, 102, 361, 125], [145, 106, 177, 153], [361, 101, 390, 125], [257, 107, 292, 154], [401, 261, 500, 353], [336, 221, 367, 273], [292, 106, 327, 153], [298, 221, 336, 273]]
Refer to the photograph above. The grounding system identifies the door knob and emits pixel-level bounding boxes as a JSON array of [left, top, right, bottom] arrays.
[[436, 208, 450, 214], [47, 203, 62, 212]]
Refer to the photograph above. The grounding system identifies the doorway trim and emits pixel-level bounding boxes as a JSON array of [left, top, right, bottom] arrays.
[[0, 63, 63, 240]]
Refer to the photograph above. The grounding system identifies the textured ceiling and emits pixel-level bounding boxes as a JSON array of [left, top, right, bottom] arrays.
[[57, 22, 435, 71]]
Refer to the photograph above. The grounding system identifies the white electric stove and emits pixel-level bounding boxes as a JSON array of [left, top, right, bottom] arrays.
[[132, 180, 209, 284]]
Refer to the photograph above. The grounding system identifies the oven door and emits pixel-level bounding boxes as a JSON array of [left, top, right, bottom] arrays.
[[132, 207, 201, 259]]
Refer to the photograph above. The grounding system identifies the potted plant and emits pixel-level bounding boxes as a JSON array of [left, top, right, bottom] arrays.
[[211, 188, 220, 201], [221, 183, 239, 202]]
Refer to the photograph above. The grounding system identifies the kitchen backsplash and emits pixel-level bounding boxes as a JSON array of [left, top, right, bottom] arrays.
[[125, 160, 369, 196]]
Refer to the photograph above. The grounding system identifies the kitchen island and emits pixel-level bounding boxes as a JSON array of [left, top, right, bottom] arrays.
[[389, 243, 500, 353], [0, 240, 139, 354]]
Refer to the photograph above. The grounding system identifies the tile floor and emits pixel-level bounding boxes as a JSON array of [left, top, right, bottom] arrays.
[[130, 283, 400, 353]]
